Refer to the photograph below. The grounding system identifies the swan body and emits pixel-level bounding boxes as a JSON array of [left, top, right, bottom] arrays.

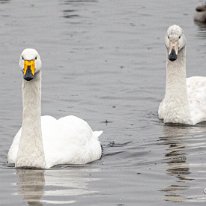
[[158, 25, 206, 125], [8, 49, 102, 169], [8, 115, 102, 168], [194, 3, 206, 23]]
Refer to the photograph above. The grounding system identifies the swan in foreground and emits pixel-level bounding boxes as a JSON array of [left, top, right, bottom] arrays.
[[8, 48, 103, 169], [158, 25, 206, 125], [194, 2, 206, 23]]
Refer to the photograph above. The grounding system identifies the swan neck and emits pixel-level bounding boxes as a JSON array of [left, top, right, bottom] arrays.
[[164, 47, 191, 124], [166, 47, 187, 93], [22, 73, 41, 120], [16, 72, 45, 168]]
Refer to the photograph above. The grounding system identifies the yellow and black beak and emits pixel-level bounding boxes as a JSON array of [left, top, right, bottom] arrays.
[[23, 60, 35, 81]]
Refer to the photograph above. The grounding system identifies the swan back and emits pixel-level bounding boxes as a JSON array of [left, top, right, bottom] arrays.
[[9, 115, 103, 168]]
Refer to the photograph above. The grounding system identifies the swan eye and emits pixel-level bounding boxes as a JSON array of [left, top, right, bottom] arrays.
[[168, 35, 170, 39], [179, 36, 181, 39], [22, 56, 24, 60], [35, 56, 37, 60]]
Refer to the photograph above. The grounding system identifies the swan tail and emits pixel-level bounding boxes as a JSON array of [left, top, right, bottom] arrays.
[[93, 131, 103, 139]]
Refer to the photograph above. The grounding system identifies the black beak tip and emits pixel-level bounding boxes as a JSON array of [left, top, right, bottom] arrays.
[[24, 76, 33, 81], [168, 49, 177, 61], [168, 55, 177, 61], [23, 67, 34, 81]]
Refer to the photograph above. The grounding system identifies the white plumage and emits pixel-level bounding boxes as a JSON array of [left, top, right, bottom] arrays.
[[8, 49, 102, 169], [8, 115, 102, 168], [186, 76, 206, 124], [159, 25, 206, 125]]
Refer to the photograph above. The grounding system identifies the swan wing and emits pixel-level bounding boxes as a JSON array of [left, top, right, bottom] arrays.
[[158, 99, 165, 120], [8, 115, 102, 168], [41, 115, 102, 168], [8, 128, 21, 164], [187, 76, 206, 124]]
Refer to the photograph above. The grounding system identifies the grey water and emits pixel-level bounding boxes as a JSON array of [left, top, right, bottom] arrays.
[[0, 0, 206, 205]]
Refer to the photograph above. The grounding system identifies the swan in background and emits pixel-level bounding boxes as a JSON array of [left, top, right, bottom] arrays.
[[194, 2, 206, 23], [8, 48, 103, 169], [158, 25, 206, 125]]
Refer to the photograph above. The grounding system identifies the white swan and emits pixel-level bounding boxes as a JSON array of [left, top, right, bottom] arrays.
[[8, 48, 103, 169], [158, 25, 206, 125], [194, 3, 206, 23]]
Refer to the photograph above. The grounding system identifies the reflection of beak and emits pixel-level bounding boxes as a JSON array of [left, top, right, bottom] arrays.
[[168, 42, 178, 61], [23, 60, 35, 81]]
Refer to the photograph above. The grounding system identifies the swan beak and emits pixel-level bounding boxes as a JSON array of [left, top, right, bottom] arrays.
[[168, 42, 178, 61], [23, 60, 35, 81]]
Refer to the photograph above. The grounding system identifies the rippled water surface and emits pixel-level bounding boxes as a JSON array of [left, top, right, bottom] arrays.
[[1, 0, 206, 205]]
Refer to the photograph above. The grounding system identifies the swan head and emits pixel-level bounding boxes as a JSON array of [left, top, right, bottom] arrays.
[[165, 25, 186, 62], [19, 48, 42, 81], [196, 3, 206, 12]]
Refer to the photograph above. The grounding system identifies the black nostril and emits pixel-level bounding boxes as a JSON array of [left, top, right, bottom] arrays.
[[27, 65, 31, 70], [168, 49, 177, 61]]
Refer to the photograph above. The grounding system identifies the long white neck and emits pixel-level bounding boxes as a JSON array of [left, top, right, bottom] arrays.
[[164, 47, 192, 124], [16, 72, 45, 168]]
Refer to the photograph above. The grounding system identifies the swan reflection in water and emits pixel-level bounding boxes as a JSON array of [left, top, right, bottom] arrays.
[[160, 125, 190, 202], [160, 125, 206, 203], [16, 166, 100, 205], [16, 169, 45, 206]]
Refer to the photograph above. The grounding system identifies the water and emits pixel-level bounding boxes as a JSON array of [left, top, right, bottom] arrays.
[[0, 0, 206, 205]]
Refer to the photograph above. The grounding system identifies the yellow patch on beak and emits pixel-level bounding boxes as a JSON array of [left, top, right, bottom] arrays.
[[23, 60, 35, 75]]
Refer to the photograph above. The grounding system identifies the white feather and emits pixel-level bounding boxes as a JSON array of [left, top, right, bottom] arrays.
[[187, 76, 206, 124], [8, 115, 102, 169], [159, 25, 206, 125], [8, 48, 102, 168]]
